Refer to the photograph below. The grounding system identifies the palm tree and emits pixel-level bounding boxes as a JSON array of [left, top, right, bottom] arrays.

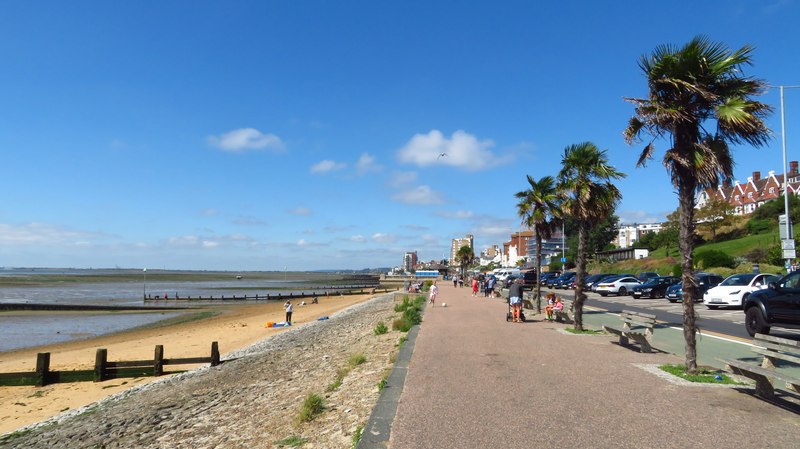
[[558, 142, 625, 331], [624, 36, 771, 373], [456, 245, 474, 279], [515, 175, 561, 313]]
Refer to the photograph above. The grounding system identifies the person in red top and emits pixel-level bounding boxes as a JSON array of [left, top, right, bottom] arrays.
[[471, 277, 479, 297]]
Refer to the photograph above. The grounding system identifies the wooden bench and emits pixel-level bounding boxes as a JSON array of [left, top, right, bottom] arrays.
[[602, 310, 657, 353], [719, 334, 800, 400]]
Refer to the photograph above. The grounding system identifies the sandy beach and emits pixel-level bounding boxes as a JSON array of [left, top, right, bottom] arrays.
[[0, 293, 377, 435]]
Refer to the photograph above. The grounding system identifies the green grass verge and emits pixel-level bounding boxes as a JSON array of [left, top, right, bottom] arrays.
[[659, 364, 743, 384], [352, 425, 363, 449]]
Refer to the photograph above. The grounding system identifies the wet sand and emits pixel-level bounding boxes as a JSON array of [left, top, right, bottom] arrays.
[[0, 293, 376, 435]]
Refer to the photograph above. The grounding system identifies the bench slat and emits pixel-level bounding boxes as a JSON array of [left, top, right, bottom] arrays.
[[721, 359, 800, 386], [622, 318, 655, 329], [754, 333, 800, 349], [751, 347, 800, 365]]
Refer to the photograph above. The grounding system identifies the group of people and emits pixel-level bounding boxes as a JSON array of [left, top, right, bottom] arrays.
[[544, 292, 565, 321]]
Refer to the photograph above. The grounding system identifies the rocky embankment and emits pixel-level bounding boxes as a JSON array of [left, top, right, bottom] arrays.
[[0, 293, 402, 449]]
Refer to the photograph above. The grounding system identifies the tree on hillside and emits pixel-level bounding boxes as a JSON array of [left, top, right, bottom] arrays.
[[558, 142, 625, 331], [456, 245, 474, 278], [624, 36, 771, 373], [696, 197, 736, 240], [564, 214, 620, 261], [515, 175, 562, 313]]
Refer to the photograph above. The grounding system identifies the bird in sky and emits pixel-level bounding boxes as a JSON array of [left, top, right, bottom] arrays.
[[437, 152, 447, 159]]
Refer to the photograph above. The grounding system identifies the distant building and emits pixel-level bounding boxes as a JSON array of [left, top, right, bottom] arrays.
[[617, 223, 663, 248], [402, 251, 418, 273], [696, 161, 799, 215], [501, 230, 533, 267], [450, 234, 474, 265], [524, 228, 567, 268]]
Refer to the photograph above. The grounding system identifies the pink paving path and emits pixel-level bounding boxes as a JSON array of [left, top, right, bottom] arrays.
[[388, 283, 800, 449]]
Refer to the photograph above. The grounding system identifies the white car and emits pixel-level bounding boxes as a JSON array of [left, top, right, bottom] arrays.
[[596, 276, 641, 296], [702, 273, 779, 309]]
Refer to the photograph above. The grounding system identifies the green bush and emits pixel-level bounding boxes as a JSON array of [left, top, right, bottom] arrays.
[[403, 306, 421, 325], [746, 218, 772, 235], [695, 249, 737, 269], [348, 353, 367, 367], [423, 280, 433, 291], [672, 264, 681, 277], [374, 321, 388, 335], [296, 393, 325, 424], [392, 317, 412, 332]]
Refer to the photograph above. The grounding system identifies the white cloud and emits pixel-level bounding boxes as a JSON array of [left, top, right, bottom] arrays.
[[372, 233, 397, 243], [202, 240, 220, 248], [436, 210, 474, 219], [349, 235, 366, 242], [208, 128, 285, 152], [396, 129, 503, 171], [0, 223, 105, 246], [201, 208, 219, 216], [310, 159, 347, 173], [391, 185, 444, 205], [297, 239, 307, 246], [287, 207, 312, 216], [356, 153, 382, 175]]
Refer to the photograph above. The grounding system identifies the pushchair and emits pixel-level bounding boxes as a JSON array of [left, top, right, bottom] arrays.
[[505, 302, 526, 322]]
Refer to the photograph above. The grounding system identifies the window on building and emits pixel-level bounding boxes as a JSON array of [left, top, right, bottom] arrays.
[[747, 192, 753, 198], [735, 195, 740, 201], [769, 187, 775, 194]]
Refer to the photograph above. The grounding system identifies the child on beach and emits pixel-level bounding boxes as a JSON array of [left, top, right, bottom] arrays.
[[429, 281, 438, 305]]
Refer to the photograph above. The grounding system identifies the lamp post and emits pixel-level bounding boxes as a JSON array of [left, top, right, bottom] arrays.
[[142, 268, 147, 300], [772, 85, 800, 270]]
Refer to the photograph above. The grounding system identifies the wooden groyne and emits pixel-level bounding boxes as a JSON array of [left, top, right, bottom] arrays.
[[0, 342, 221, 387]]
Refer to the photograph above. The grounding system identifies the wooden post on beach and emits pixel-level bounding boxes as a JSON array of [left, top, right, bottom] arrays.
[[210, 342, 220, 366], [94, 349, 108, 382], [154, 345, 164, 376], [35, 352, 51, 387]]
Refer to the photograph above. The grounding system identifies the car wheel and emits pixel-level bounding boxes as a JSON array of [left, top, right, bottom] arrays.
[[706, 305, 718, 310], [744, 307, 770, 337], [618, 287, 627, 296], [668, 299, 677, 303], [600, 292, 607, 297], [740, 293, 749, 310], [649, 291, 657, 299]]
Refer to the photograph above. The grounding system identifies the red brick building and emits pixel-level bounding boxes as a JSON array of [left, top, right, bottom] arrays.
[[696, 161, 800, 215]]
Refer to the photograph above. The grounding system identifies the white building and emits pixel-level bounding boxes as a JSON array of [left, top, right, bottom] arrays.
[[617, 223, 663, 248]]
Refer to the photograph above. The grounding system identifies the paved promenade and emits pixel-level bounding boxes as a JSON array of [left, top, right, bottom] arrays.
[[388, 283, 799, 448]]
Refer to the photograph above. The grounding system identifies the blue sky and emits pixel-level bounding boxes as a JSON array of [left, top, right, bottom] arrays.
[[1, 1, 799, 271]]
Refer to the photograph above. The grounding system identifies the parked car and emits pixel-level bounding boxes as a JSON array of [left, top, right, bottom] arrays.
[[596, 276, 641, 296], [743, 270, 800, 336], [703, 273, 779, 309], [552, 272, 577, 289], [665, 273, 724, 303], [637, 272, 660, 282], [546, 272, 570, 288], [631, 276, 680, 299], [590, 274, 635, 292], [522, 270, 538, 288], [583, 273, 612, 290]]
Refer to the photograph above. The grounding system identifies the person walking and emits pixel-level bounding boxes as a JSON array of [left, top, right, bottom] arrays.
[[284, 300, 293, 325], [471, 277, 479, 297], [508, 278, 524, 323]]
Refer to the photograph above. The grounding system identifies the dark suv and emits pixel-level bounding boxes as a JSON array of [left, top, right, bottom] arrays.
[[743, 270, 800, 337], [664, 273, 723, 303]]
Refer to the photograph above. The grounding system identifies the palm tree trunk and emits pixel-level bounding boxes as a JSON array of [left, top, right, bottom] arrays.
[[535, 236, 543, 313], [572, 222, 589, 331], [678, 167, 699, 374]]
